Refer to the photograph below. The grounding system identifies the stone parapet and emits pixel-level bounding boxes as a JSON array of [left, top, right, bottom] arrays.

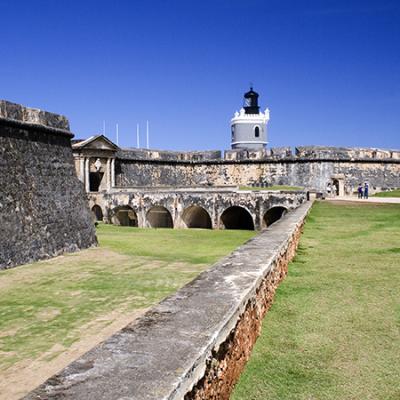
[[117, 148, 222, 161], [114, 146, 400, 164], [0, 100, 70, 132], [295, 145, 400, 160], [25, 201, 312, 400]]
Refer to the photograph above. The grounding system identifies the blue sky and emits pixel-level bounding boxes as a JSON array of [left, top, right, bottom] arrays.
[[0, 0, 399, 150]]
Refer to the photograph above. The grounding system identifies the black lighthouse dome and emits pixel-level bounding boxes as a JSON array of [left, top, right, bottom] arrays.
[[243, 87, 260, 114]]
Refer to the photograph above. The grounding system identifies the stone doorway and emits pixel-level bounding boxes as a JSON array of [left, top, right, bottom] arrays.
[[89, 172, 104, 192], [331, 175, 345, 197]]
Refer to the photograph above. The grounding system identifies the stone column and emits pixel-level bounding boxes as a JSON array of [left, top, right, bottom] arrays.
[[106, 158, 111, 190], [85, 158, 90, 193], [259, 201, 265, 230], [111, 158, 115, 188], [339, 180, 345, 197], [79, 157, 85, 183]]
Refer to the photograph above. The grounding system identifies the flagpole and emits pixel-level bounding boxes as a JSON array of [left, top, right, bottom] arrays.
[[146, 120, 149, 149]]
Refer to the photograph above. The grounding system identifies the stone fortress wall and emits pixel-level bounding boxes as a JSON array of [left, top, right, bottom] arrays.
[[0, 101, 97, 270], [73, 134, 399, 231], [114, 146, 400, 194]]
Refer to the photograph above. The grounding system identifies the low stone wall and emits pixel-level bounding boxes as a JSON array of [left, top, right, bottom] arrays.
[[0, 100, 97, 269], [25, 201, 313, 400]]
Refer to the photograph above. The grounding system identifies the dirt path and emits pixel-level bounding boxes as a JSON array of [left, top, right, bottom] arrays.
[[0, 308, 147, 400]]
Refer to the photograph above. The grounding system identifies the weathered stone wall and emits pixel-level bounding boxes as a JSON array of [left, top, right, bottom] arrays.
[[0, 101, 97, 270], [25, 201, 312, 400], [115, 157, 400, 192]]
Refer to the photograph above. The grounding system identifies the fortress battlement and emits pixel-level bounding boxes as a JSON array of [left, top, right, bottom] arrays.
[[116, 148, 222, 162], [0, 100, 70, 133], [114, 145, 400, 163]]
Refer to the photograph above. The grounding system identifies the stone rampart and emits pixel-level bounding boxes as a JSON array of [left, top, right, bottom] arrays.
[[115, 145, 400, 163], [117, 148, 222, 161], [0, 100, 97, 269], [71, 135, 400, 193], [115, 156, 400, 192], [295, 145, 400, 160], [25, 201, 312, 400]]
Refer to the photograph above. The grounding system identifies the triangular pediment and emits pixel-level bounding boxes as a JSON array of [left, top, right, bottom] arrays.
[[72, 135, 119, 151]]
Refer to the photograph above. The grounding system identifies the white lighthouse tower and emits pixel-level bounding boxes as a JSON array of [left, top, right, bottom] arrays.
[[231, 87, 270, 150]]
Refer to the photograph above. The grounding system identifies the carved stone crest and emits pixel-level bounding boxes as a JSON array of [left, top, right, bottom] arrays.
[[94, 158, 102, 172]]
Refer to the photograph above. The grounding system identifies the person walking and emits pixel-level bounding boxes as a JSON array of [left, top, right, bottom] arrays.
[[364, 182, 369, 199], [326, 183, 332, 197], [358, 183, 363, 199]]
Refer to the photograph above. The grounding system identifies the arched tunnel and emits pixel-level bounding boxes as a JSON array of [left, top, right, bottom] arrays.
[[91, 205, 103, 222], [220, 206, 255, 230], [263, 206, 287, 228], [182, 205, 212, 229], [111, 206, 138, 227], [146, 206, 174, 228]]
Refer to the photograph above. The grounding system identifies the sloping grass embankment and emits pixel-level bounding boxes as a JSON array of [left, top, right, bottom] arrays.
[[232, 201, 400, 400], [0, 227, 255, 370]]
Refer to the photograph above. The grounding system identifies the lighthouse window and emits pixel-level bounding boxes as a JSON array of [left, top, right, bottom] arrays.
[[254, 126, 260, 137], [231, 127, 234, 139]]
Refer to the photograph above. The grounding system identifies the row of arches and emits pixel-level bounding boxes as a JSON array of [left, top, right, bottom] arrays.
[[92, 204, 287, 230]]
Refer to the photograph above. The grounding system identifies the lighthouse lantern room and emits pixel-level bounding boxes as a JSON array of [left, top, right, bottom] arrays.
[[231, 87, 270, 150]]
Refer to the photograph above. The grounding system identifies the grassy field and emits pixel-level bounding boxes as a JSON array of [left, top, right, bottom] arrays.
[[239, 185, 303, 191], [0, 226, 255, 371], [373, 189, 400, 197], [232, 201, 400, 400]]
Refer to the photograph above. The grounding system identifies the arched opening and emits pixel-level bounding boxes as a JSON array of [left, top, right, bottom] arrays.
[[254, 126, 260, 138], [220, 206, 254, 230], [263, 206, 287, 228], [112, 206, 138, 227], [91, 205, 103, 221], [182, 206, 212, 229], [147, 206, 173, 228]]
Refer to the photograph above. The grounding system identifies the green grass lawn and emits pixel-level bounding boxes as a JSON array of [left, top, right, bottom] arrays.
[[0, 226, 255, 370], [232, 201, 400, 400], [239, 185, 304, 191], [373, 189, 400, 197], [97, 224, 255, 264]]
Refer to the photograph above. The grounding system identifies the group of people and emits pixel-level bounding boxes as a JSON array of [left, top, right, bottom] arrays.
[[357, 182, 369, 199], [326, 182, 338, 196], [326, 180, 370, 199]]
